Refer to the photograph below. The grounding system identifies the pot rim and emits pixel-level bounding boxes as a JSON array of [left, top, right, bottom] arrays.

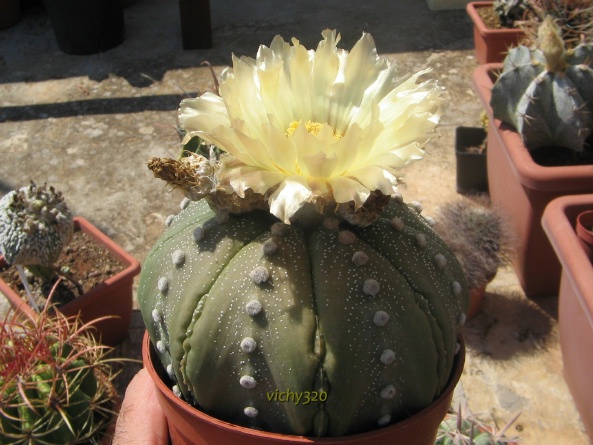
[[576, 210, 593, 237], [543, 194, 593, 317]]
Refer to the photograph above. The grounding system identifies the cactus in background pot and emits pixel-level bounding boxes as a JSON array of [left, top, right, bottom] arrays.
[[436, 403, 520, 445], [490, 16, 593, 153], [0, 182, 76, 310], [517, 0, 593, 49], [138, 30, 469, 438], [0, 182, 73, 270], [0, 306, 118, 444], [493, 0, 530, 28], [434, 197, 514, 292]]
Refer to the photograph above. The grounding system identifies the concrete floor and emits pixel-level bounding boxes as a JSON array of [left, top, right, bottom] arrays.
[[0, 0, 590, 443]]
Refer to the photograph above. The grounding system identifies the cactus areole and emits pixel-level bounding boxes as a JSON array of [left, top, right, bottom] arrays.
[[138, 30, 469, 438]]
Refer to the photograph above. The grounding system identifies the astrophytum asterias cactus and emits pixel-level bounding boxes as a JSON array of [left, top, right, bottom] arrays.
[[138, 197, 468, 436], [490, 16, 593, 152], [138, 30, 469, 437]]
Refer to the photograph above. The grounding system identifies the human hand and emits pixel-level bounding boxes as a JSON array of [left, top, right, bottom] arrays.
[[112, 368, 169, 445]]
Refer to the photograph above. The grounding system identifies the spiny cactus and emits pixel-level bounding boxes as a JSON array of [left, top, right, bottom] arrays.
[[0, 183, 74, 310], [434, 197, 514, 291], [490, 16, 593, 153], [493, 0, 530, 29], [0, 182, 73, 270], [138, 194, 469, 437], [517, 0, 593, 49], [0, 306, 118, 444], [436, 404, 520, 445]]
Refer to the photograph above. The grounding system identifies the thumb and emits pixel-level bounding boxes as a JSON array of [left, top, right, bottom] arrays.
[[112, 368, 169, 445]]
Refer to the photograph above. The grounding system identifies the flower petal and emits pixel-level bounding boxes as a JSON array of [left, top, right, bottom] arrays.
[[268, 176, 314, 222], [179, 93, 230, 143], [328, 176, 371, 207]]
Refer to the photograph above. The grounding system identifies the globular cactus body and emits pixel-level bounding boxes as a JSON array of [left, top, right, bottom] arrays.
[[0, 183, 73, 268], [2, 350, 98, 443], [138, 197, 469, 437], [490, 18, 593, 152], [0, 312, 116, 444]]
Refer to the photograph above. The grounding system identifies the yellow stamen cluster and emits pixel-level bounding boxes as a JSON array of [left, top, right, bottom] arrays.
[[285, 120, 342, 139]]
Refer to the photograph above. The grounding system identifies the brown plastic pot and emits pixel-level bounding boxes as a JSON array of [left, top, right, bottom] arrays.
[[542, 194, 593, 440], [466, 2, 525, 64], [471, 63, 593, 297], [142, 331, 465, 445], [0, 216, 140, 346]]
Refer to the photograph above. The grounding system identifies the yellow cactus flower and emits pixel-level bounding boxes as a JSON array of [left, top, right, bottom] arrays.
[[179, 30, 446, 223]]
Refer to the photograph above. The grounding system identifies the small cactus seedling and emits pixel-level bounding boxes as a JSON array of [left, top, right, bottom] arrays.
[[0, 304, 118, 444], [490, 16, 593, 153], [139, 30, 469, 438], [0, 183, 75, 310]]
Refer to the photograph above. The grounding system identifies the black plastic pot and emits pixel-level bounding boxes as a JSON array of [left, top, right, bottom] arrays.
[[455, 126, 488, 194], [179, 0, 212, 49], [43, 0, 125, 55], [0, 0, 21, 30]]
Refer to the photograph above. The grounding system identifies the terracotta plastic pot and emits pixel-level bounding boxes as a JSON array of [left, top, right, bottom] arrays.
[[542, 194, 593, 440], [455, 126, 488, 195], [471, 63, 593, 297], [0, 217, 140, 346], [143, 331, 465, 445], [467, 285, 486, 320], [466, 2, 526, 64], [575, 211, 593, 260]]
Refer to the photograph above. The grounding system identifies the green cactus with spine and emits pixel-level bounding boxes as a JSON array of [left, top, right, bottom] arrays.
[[517, 0, 593, 49], [0, 307, 117, 444], [436, 404, 520, 445], [490, 16, 593, 153], [138, 192, 469, 436], [434, 198, 514, 292]]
